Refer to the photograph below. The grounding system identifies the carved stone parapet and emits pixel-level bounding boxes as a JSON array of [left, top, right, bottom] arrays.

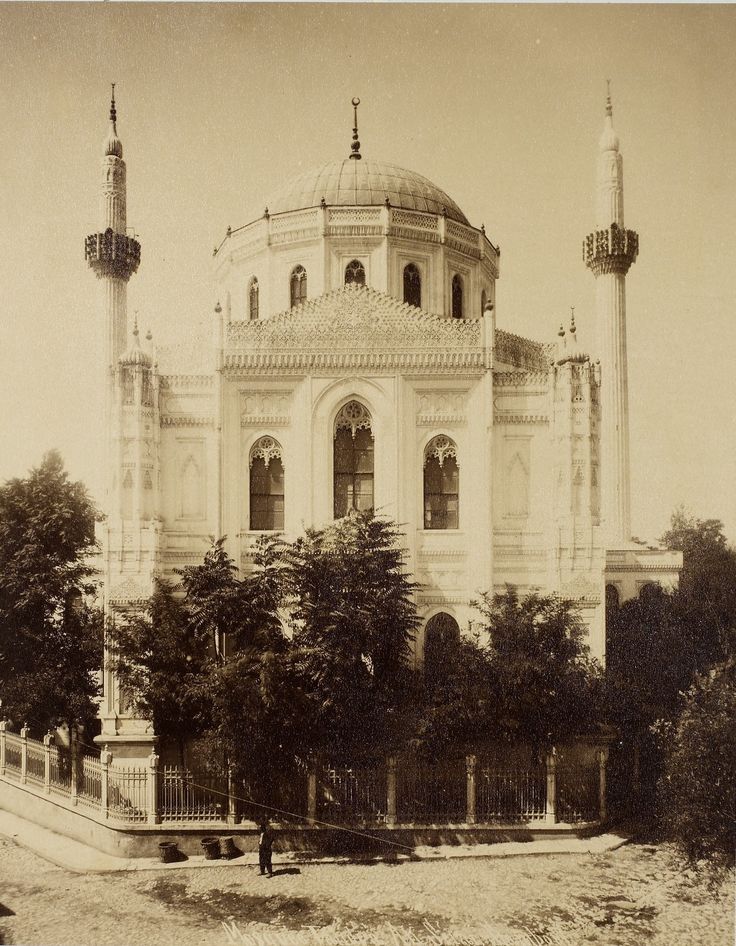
[[85, 228, 141, 281], [583, 224, 639, 276]]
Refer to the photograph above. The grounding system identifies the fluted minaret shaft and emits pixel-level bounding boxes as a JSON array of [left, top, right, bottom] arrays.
[[583, 91, 637, 545]]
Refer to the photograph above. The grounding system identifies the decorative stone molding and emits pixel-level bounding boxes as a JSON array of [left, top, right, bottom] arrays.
[[493, 414, 549, 425], [417, 550, 468, 560], [495, 330, 553, 370], [583, 223, 639, 276], [159, 375, 214, 390], [160, 416, 215, 428], [493, 370, 550, 389], [416, 391, 467, 426], [249, 436, 283, 468], [240, 391, 291, 427]]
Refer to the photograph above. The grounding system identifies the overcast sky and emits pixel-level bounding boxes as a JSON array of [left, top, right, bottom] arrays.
[[0, 3, 734, 541]]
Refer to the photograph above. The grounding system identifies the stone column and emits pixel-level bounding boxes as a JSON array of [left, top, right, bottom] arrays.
[[0, 720, 7, 776], [147, 750, 160, 825], [386, 756, 397, 826], [227, 764, 239, 826], [43, 732, 53, 794], [306, 759, 317, 826], [545, 749, 558, 825], [466, 755, 477, 825], [100, 746, 112, 820], [20, 725, 29, 785], [598, 748, 609, 823]]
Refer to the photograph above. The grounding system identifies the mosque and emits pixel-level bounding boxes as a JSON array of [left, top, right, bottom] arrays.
[[86, 90, 681, 758]]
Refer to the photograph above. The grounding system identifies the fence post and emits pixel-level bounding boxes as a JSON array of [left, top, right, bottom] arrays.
[[545, 748, 557, 825], [69, 730, 79, 805], [43, 732, 53, 794], [306, 758, 317, 826], [0, 720, 7, 776], [386, 756, 397, 826], [466, 755, 477, 825], [227, 764, 239, 825], [100, 746, 111, 820], [20, 724, 29, 785], [598, 747, 609, 823], [147, 751, 160, 824]]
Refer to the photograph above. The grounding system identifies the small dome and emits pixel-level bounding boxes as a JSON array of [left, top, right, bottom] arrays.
[[119, 327, 151, 367], [104, 123, 123, 159], [265, 159, 469, 225]]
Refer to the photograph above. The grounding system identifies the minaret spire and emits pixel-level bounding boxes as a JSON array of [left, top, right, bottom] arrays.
[[583, 86, 639, 545], [349, 97, 362, 160], [110, 82, 117, 126]]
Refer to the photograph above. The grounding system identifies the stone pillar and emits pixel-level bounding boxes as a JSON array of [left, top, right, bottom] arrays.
[[227, 765, 239, 826], [466, 755, 477, 825], [386, 756, 397, 826], [147, 750, 160, 825], [70, 731, 79, 805], [598, 747, 609, 823], [20, 725, 29, 785], [306, 759, 317, 826], [0, 720, 7, 776], [545, 749, 557, 825], [100, 746, 112, 820], [43, 732, 53, 794]]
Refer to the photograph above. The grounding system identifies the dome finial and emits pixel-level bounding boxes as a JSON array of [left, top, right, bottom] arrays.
[[104, 83, 123, 158], [570, 305, 576, 335], [110, 82, 117, 127], [132, 310, 139, 341], [349, 97, 362, 161], [606, 78, 612, 118]]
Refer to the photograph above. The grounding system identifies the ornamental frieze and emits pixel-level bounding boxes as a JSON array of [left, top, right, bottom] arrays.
[[240, 390, 291, 427]]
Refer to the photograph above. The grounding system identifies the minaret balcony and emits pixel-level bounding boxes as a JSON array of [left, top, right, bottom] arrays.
[[85, 227, 141, 280], [583, 223, 638, 276]]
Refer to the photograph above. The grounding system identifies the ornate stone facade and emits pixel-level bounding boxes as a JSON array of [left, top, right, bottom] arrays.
[[90, 94, 681, 760]]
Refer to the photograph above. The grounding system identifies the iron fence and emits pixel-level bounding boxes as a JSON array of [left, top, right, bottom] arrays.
[[25, 740, 46, 788], [107, 766, 148, 822], [159, 767, 227, 823], [48, 745, 72, 795], [4, 733, 22, 776], [476, 764, 547, 823], [318, 762, 388, 824], [396, 758, 466, 824], [77, 754, 103, 809], [557, 764, 599, 823]]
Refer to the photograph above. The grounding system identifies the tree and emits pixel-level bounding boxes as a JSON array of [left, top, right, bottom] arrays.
[[472, 586, 603, 752], [0, 451, 102, 734], [284, 512, 419, 760], [657, 660, 736, 878]]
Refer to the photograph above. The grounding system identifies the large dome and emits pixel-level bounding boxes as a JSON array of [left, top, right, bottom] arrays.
[[265, 159, 469, 225]]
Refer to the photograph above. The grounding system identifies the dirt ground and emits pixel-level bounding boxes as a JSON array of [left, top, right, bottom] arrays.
[[0, 835, 732, 946]]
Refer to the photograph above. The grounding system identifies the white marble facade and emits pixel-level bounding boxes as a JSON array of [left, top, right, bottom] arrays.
[[90, 96, 681, 755]]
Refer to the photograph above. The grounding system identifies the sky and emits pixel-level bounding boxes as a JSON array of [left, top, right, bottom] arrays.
[[0, 3, 734, 542]]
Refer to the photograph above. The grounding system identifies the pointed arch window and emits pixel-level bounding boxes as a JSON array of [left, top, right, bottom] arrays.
[[290, 265, 307, 308], [345, 259, 366, 286], [249, 437, 284, 531], [403, 263, 421, 308], [424, 436, 459, 530], [249, 278, 259, 321], [451, 274, 464, 319], [334, 401, 374, 518], [424, 612, 460, 676]]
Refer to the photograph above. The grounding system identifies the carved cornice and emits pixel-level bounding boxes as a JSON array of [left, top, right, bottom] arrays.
[[159, 374, 214, 389], [494, 330, 552, 371], [494, 414, 549, 425], [160, 415, 215, 428], [493, 370, 550, 388], [225, 351, 484, 373], [419, 595, 467, 605], [418, 550, 468, 560]]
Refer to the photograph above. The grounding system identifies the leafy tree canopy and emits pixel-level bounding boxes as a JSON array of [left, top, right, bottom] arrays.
[[0, 451, 102, 733]]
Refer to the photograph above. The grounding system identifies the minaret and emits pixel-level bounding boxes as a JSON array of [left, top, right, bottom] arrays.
[[583, 85, 638, 545], [85, 85, 141, 373]]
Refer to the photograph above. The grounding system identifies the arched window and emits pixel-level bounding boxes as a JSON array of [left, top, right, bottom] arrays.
[[403, 263, 421, 308], [481, 289, 487, 317], [424, 612, 460, 675], [344, 259, 366, 286], [249, 437, 284, 531], [290, 265, 307, 308], [424, 436, 459, 529], [451, 274, 463, 318], [334, 401, 374, 518], [605, 583, 620, 613], [249, 278, 259, 321]]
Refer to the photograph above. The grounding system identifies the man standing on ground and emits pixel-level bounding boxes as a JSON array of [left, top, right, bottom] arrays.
[[258, 819, 274, 876]]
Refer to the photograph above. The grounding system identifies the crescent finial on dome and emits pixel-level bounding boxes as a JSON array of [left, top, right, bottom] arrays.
[[349, 96, 362, 161]]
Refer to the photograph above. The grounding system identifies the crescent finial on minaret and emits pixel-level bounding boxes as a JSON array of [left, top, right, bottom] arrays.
[[104, 83, 123, 158], [349, 96, 362, 161], [606, 79, 612, 118], [110, 82, 117, 127]]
